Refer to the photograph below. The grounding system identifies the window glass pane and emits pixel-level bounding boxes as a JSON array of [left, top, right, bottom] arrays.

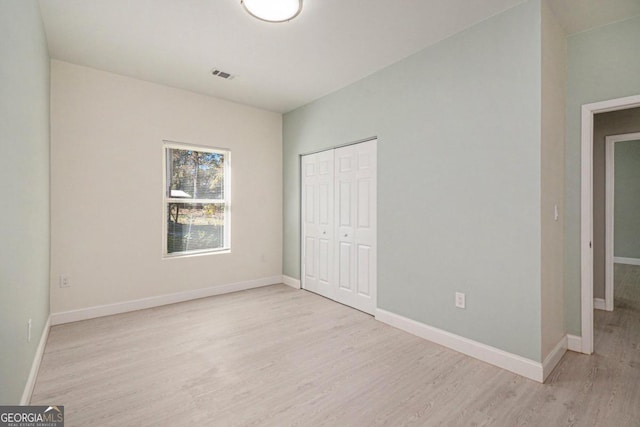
[[167, 148, 224, 199], [167, 203, 225, 253]]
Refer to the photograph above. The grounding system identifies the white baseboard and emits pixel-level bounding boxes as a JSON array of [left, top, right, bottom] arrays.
[[594, 298, 606, 311], [51, 276, 283, 325], [567, 334, 583, 353], [614, 257, 640, 266], [282, 275, 301, 289], [375, 308, 545, 383], [20, 315, 51, 405], [542, 336, 567, 382]]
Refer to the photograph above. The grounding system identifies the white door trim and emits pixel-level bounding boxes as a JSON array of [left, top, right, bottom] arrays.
[[605, 132, 640, 312], [580, 94, 640, 355], [605, 136, 614, 312]]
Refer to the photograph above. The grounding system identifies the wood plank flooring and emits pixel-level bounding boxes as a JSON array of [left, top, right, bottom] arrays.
[[32, 267, 640, 426]]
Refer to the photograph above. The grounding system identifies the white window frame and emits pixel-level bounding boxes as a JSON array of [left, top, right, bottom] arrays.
[[162, 140, 231, 258]]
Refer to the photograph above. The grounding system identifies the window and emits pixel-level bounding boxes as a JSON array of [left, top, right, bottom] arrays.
[[163, 142, 230, 256]]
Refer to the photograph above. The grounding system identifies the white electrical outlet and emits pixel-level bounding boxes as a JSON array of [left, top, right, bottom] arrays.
[[455, 292, 466, 309], [28, 318, 32, 342], [59, 275, 71, 288]]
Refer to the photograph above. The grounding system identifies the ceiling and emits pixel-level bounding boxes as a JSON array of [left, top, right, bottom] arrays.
[[38, 0, 640, 113]]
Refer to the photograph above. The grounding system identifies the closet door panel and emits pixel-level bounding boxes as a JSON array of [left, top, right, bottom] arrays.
[[334, 141, 376, 314], [318, 238, 330, 283], [338, 242, 352, 290], [357, 179, 371, 228], [304, 237, 315, 278], [357, 244, 371, 297], [316, 150, 334, 293], [353, 140, 377, 313], [301, 154, 320, 294], [334, 145, 357, 308], [301, 150, 334, 297]]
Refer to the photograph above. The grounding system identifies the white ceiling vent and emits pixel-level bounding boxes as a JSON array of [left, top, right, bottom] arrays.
[[211, 69, 235, 80]]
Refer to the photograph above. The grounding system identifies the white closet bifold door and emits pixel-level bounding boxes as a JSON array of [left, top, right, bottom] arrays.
[[301, 139, 377, 315]]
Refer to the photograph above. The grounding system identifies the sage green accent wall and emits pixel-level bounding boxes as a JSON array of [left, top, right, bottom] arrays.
[[615, 140, 640, 259], [0, 1, 51, 404], [284, 1, 543, 360], [565, 16, 640, 335]]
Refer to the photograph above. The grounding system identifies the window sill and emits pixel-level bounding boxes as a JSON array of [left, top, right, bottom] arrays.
[[163, 249, 231, 260]]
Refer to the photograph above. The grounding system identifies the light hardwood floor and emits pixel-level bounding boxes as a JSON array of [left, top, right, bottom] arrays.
[[32, 267, 640, 426]]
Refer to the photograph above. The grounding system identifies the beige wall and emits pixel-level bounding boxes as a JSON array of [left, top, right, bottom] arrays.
[[50, 60, 282, 313], [592, 107, 640, 299], [540, 0, 566, 359]]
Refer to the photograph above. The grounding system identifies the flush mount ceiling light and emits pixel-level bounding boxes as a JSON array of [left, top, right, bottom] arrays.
[[241, 0, 302, 23]]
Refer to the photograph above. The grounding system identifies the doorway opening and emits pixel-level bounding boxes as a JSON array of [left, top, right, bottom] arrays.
[[580, 95, 640, 355]]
